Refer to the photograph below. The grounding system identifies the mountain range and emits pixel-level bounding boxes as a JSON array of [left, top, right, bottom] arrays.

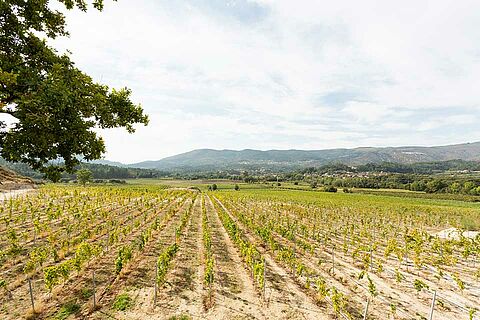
[[94, 141, 480, 172]]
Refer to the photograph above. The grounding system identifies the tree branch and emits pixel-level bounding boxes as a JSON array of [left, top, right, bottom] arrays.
[[0, 108, 18, 119]]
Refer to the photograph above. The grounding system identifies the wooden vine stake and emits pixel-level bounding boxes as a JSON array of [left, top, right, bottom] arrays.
[[428, 290, 436, 320], [332, 250, 335, 276], [362, 298, 370, 320], [106, 232, 109, 251], [28, 278, 35, 315], [369, 245, 373, 271], [263, 257, 266, 302], [92, 270, 96, 310], [153, 262, 158, 306]]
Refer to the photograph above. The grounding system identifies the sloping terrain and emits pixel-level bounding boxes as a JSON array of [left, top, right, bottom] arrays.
[[0, 166, 34, 190], [129, 141, 480, 171]]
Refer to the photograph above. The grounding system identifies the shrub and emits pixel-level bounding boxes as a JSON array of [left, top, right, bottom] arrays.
[[413, 279, 428, 292], [80, 288, 93, 300], [324, 186, 337, 193], [109, 179, 126, 184], [112, 293, 133, 311], [55, 301, 80, 320], [168, 315, 192, 320]]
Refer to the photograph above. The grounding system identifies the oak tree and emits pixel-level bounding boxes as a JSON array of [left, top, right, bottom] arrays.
[[0, 0, 149, 181]]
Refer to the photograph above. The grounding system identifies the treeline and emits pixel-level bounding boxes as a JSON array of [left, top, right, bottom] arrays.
[[62, 163, 168, 180], [309, 175, 480, 195], [0, 159, 168, 181], [300, 159, 480, 175]]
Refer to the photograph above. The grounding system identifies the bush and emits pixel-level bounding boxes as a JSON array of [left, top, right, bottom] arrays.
[[294, 181, 299, 185], [80, 288, 93, 300], [310, 181, 318, 189], [55, 301, 80, 320], [324, 186, 337, 193], [168, 315, 192, 320], [109, 179, 126, 184], [234, 184, 239, 191], [112, 293, 133, 311]]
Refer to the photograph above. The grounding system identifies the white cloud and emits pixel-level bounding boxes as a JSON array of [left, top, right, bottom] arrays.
[[48, 0, 480, 162]]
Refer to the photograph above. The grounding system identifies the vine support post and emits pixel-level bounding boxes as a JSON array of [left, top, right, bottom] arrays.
[[362, 298, 370, 320], [251, 260, 254, 282], [106, 232, 109, 251], [92, 270, 96, 310], [332, 250, 335, 276], [369, 244, 373, 271], [28, 278, 35, 315], [263, 257, 266, 301], [439, 240, 443, 261], [428, 290, 436, 320], [153, 262, 158, 306]]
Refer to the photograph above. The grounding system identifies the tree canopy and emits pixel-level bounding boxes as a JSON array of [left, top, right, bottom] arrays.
[[0, 0, 149, 181], [76, 168, 92, 186]]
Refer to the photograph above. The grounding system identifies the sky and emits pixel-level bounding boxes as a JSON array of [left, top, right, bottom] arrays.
[[52, 0, 480, 163]]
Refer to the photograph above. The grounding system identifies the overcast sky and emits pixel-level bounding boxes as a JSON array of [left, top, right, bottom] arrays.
[[52, 0, 480, 163]]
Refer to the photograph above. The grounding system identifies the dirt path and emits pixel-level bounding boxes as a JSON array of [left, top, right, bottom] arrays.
[[204, 195, 265, 320], [0, 188, 35, 201], [151, 195, 204, 318], [208, 196, 328, 320]]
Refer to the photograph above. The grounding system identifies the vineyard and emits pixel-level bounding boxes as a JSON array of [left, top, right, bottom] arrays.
[[0, 185, 478, 319]]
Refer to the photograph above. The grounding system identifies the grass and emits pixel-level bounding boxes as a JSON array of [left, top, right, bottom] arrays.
[[125, 178, 270, 191], [54, 301, 80, 320], [112, 293, 133, 311], [212, 185, 480, 230], [460, 216, 480, 231], [79, 288, 93, 300], [168, 315, 192, 320], [225, 185, 480, 209]]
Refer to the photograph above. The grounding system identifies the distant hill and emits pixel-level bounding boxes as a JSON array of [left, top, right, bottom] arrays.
[[128, 142, 480, 171], [90, 159, 128, 167]]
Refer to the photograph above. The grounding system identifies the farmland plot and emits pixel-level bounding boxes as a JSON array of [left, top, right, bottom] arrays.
[[212, 190, 480, 320], [0, 185, 478, 320]]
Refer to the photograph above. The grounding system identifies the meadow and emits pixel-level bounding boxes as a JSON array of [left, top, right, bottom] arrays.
[[0, 182, 478, 319]]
